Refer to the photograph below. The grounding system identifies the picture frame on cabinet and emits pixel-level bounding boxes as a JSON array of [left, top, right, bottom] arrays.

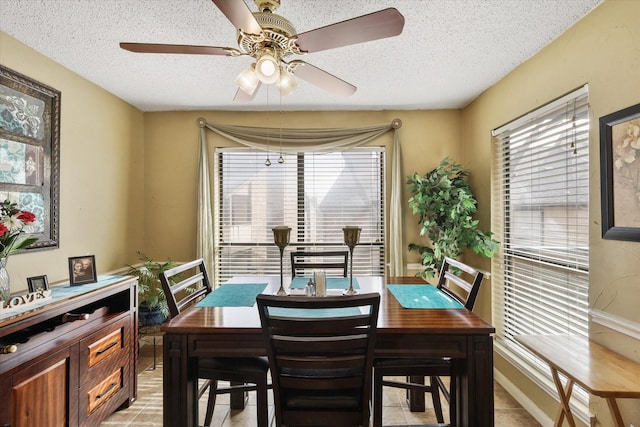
[[68, 255, 97, 285], [27, 275, 49, 292], [599, 102, 640, 241]]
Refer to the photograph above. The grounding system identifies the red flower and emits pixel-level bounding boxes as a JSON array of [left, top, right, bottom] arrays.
[[17, 211, 36, 224], [0, 224, 8, 237]]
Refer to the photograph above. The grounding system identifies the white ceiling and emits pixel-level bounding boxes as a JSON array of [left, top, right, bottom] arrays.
[[0, 0, 603, 112]]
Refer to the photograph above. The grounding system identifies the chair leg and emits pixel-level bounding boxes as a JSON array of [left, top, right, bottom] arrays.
[[429, 376, 445, 424], [373, 370, 383, 427], [204, 379, 218, 427], [256, 378, 269, 427]]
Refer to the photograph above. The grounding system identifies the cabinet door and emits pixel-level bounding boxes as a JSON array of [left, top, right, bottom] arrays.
[[10, 345, 78, 427]]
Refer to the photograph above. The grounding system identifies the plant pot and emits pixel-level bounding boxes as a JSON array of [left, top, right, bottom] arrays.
[[138, 303, 167, 326]]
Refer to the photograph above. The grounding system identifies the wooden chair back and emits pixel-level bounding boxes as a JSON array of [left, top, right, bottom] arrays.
[[159, 258, 212, 317], [436, 256, 485, 310], [290, 250, 349, 278], [257, 293, 380, 427]]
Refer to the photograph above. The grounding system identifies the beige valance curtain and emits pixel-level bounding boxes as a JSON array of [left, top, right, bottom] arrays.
[[196, 117, 405, 279]]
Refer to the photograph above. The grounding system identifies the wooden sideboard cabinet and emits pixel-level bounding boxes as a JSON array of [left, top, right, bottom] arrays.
[[0, 276, 138, 427]]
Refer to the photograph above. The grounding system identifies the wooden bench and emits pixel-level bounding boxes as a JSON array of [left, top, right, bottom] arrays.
[[515, 335, 640, 427]]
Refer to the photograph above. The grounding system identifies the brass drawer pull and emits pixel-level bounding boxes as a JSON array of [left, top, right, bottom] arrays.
[[0, 344, 17, 354], [96, 341, 118, 355], [61, 312, 90, 323], [95, 382, 118, 400]]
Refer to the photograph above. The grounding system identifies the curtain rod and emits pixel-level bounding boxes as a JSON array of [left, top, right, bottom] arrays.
[[197, 117, 402, 129]]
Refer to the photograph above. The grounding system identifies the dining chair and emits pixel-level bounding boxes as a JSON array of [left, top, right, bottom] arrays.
[[290, 250, 349, 278], [159, 258, 270, 427], [256, 293, 380, 427], [372, 257, 485, 427]]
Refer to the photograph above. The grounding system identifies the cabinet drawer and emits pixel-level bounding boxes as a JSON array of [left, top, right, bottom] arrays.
[[87, 368, 122, 414], [79, 355, 130, 426], [79, 316, 130, 385], [88, 327, 122, 368]]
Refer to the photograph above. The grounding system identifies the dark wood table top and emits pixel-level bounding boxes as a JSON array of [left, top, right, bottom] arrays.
[[162, 276, 495, 336]]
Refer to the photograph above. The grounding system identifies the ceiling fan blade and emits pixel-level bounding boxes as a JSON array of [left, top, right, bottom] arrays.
[[295, 8, 404, 53], [290, 61, 356, 97], [211, 0, 263, 35], [233, 82, 262, 102], [120, 42, 230, 55]]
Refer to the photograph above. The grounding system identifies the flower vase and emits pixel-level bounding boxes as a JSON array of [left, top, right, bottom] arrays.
[[0, 258, 9, 303]]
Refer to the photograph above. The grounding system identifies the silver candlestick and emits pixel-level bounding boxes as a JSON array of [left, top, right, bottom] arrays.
[[342, 226, 361, 295], [272, 226, 291, 296]]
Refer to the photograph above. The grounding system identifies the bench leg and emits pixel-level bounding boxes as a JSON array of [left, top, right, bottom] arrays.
[[551, 369, 576, 427], [606, 398, 625, 427]]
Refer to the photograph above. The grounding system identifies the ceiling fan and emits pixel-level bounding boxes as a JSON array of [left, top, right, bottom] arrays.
[[120, 0, 404, 102]]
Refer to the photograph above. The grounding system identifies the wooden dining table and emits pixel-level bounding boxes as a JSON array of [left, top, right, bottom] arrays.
[[161, 276, 495, 427]]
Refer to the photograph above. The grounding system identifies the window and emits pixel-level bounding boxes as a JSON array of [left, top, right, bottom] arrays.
[[492, 86, 589, 402], [214, 147, 385, 286]]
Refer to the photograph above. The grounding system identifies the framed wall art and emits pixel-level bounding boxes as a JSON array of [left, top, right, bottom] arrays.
[[0, 65, 60, 251], [600, 102, 640, 241], [68, 255, 97, 286]]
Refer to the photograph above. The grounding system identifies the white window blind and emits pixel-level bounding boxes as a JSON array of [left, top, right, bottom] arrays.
[[492, 86, 590, 401], [214, 147, 385, 286]]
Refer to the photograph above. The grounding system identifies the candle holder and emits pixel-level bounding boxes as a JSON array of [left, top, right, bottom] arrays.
[[342, 226, 361, 295], [272, 226, 291, 296]]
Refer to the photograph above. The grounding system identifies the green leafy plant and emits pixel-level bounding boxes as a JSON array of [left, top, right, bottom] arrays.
[[407, 157, 499, 279], [127, 251, 177, 321]]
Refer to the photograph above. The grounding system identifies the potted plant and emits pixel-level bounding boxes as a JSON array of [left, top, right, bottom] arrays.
[[407, 157, 499, 279], [127, 251, 176, 325]]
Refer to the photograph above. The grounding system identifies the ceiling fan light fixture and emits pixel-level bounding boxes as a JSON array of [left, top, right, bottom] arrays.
[[234, 63, 259, 95], [276, 67, 298, 96], [255, 51, 280, 84]]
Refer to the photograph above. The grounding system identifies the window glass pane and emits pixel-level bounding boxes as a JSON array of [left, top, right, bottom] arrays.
[[215, 147, 385, 286], [492, 86, 590, 404]]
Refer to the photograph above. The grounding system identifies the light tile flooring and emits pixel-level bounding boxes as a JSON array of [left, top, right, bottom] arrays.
[[102, 341, 541, 426]]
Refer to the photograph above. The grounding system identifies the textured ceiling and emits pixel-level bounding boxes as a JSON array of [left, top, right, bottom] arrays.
[[0, 0, 603, 112]]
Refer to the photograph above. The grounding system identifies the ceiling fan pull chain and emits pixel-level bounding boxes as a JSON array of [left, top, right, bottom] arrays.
[[265, 86, 272, 166]]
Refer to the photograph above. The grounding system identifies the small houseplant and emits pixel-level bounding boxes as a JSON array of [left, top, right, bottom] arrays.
[[127, 252, 176, 325], [407, 157, 499, 279]]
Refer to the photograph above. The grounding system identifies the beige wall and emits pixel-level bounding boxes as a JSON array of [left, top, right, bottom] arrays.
[[464, 0, 640, 425], [0, 32, 145, 290]]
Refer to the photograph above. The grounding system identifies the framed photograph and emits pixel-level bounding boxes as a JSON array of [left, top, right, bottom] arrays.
[[68, 255, 97, 286], [600, 102, 640, 241], [0, 65, 61, 251], [27, 275, 49, 292]]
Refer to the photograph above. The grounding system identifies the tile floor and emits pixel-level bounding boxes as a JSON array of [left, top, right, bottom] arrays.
[[101, 341, 541, 426]]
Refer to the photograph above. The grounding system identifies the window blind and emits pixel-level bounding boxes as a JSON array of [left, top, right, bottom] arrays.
[[492, 86, 590, 408], [214, 147, 385, 286]]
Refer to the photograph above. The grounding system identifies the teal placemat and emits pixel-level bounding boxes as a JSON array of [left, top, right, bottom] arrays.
[[268, 306, 362, 318], [196, 283, 267, 307], [387, 284, 464, 309], [290, 277, 359, 289]]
